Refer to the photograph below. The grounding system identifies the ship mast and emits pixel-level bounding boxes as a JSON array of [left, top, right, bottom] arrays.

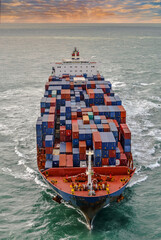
[[86, 149, 94, 196], [72, 47, 80, 60]]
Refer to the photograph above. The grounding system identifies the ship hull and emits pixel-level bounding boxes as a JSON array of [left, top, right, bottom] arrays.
[[40, 171, 130, 227]]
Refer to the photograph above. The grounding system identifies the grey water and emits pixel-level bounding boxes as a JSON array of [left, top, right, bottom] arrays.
[[0, 23, 161, 240]]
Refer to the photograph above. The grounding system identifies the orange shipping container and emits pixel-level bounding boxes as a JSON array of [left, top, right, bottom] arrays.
[[50, 97, 56, 106], [92, 106, 99, 115], [83, 115, 89, 124], [72, 124, 79, 139], [59, 154, 67, 167], [79, 141, 86, 154], [118, 142, 124, 153], [66, 142, 72, 154], [66, 155, 73, 167], [93, 131, 102, 149], [102, 124, 110, 132]]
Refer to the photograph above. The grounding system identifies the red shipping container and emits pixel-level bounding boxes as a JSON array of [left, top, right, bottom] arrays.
[[80, 153, 86, 160], [102, 158, 109, 165], [66, 130, 72, 136], [48, 76, 52, 82], [57, 109, 60, 115], [48, 114, 55, 128], [61, 89, 70, 100], [103, 124, 110, 132], [120, 153, 128, 166], [60, 126, 66, 136], [66, 142, 72, 153], [93, 131, 102, 149], [118, 105, 126, 118], [50, 98, 56, 106], [123, 128, 131, 139], [91, 81, 96, 89], [120, 123, 128, 131], [45, 147, 53, 154], [109, 150, 116, 158], [71, 112, 77, 120], [79, 141, 86, 154], [66, 136, 72, 142], [121, 117, 126, 124], [59, 154, 67, 167], [45, 82, 49, 90], [72, 124, 79, 139], [60, 135, 66, 142], [70, 82, 74, 90], [125, 152, 132, 160], [120, 124, 131, 139], [77, 111, 82, 117], [66, 155, 73, 167], [41, 107, 45, 114]]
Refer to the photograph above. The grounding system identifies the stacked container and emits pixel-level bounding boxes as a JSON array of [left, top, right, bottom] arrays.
[[37, 73, 131, 170]]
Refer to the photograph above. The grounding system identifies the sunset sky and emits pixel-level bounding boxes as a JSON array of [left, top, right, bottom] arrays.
[[1, 0, 161, 23]]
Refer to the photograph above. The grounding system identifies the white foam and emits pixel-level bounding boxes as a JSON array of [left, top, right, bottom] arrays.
[[77, 217, 91, 229], [0, 123, 13, 135], [34, 176, 47, 188], [147, 161, 160, 170], [15, 146, 30, 160], [2, 167, 34, 181], [103, 203, 110, 208], [128, 175, 148, 188], [17, 159, 26, 165], [135, 166, 142, 175], [140, 83, 155, 86], [112, 81, 126, 88]]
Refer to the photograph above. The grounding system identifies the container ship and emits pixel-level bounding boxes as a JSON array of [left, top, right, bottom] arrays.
[[36, 48, 135, 228]]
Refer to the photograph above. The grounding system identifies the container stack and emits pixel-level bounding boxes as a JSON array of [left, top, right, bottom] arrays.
[[36, 74, 131, 170]]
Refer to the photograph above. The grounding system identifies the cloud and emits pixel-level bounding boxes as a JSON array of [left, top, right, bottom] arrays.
[[1, 0, 161, 23]]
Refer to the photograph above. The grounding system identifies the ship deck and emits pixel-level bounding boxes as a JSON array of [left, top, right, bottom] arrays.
[[41, 166, 135, 197]]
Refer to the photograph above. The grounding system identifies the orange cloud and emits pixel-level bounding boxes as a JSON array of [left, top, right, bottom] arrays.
[[1, 0, 161, 23]]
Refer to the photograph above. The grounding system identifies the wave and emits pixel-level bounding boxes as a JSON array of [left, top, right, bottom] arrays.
[[15, 146, 30, 160], [34, 176, 47, 188], [146, 161, 160, 170], [112, 81, 126, 88], [1, 167, 34, 181], [0, 123, 13, 136], [140, 82, 155, 86], [128, 175, 148, 188]]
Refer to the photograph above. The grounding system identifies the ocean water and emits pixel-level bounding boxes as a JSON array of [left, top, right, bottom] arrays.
[[0, 23, 161, 240]]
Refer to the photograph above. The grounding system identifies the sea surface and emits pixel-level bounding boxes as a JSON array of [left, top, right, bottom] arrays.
[[0, 23, 161, 240]]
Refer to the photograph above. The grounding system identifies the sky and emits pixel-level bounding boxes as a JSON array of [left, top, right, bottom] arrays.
[[1, 0, 161, 23]]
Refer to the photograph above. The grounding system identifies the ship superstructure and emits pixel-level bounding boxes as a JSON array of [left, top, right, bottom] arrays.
[[52, 48, 97, 77], [36, 48, 135, 228]]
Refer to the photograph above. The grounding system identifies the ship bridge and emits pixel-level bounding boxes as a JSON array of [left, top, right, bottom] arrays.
[[52, 48, 98, 77]]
